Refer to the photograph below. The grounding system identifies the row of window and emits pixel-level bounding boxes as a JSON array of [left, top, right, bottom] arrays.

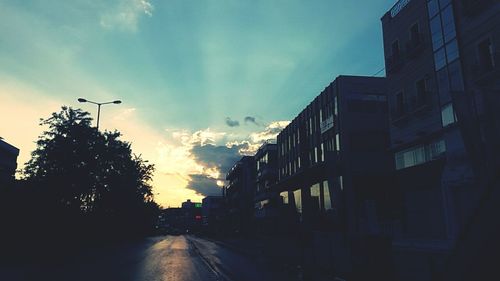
[[395, 139, 446, 170]]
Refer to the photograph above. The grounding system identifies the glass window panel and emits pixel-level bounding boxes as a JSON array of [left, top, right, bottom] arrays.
[[441, 5, 456, 43], [427, 0, 439, 18], [437, 67, 451, 102], [293, 189, 302, 214], [430, 15, 444, 51], [323, 181, 332, 210], [339, 176, 344, 191], [448, 60, 464, 91], [439, 0, 451, 9], [441, 103, 457, 126], [434, 47, 447, 70], [446, 39, 459, 63], [311, 184, 320, 197], [334, 96, 338, 115], [281, 191, 289, 204], [335, 133, 340, 151]]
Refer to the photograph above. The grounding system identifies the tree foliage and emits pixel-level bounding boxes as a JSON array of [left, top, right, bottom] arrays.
[[16, 106, 159, 242]]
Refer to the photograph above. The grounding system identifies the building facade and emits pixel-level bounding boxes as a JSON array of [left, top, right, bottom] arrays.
[[276, 75, 392, 278], [382, 0, 500, 279], [225, 156, 256, 233], [254, 142, 280, 222]]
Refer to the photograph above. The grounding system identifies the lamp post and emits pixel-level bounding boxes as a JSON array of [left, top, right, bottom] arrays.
[[77, 98, 122, 130]]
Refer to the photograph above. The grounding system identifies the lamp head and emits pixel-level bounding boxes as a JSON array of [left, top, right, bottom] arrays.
[[113, 100, 122, 104], [78, 98, 87, 103]]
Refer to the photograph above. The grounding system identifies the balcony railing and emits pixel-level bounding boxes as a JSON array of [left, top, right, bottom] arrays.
[[406, 34, 425, 59]]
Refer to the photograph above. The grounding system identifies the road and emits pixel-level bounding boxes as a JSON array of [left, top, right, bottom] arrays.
[[0, 235, 292, 281]]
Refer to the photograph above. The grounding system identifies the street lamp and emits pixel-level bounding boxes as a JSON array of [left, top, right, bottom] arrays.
[[77, 98, 122, 130]]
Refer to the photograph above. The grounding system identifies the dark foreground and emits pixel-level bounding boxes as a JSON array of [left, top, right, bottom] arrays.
[[0, 235, 297, 281]]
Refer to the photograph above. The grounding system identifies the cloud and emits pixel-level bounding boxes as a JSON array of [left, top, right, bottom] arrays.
[[100, 0, 154, 32], [186, 174, 223, 197], [225, 117, 240, 127], [244, 116, 261, 126]]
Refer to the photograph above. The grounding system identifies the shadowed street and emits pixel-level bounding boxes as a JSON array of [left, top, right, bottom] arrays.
[[0, 235, 289, 281]]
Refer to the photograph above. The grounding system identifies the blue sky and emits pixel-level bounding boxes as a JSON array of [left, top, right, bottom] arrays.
[[0, 0, 395, 206]]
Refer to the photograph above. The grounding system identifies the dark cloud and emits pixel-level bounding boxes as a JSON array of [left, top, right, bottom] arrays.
[[225, 117, 240, 127], [186, 174, 222, 196], [244, 116, 260, 126], [191, 143, 246, 175]]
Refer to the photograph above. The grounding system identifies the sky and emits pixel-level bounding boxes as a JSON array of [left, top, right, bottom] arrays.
[[0, 0, 395, 207]]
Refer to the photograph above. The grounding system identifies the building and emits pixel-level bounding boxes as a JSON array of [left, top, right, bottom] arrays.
[[254, 142, 281, 224], [225, 156, 256, 234], [0, 139, 19, 185], [381, 0, 499, 279], [201, 196, 224, 234], [181, 199, 202, 233], [276, 75, 392, 278]]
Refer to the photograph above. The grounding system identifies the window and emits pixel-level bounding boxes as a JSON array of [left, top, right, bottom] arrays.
[[439, 0, 451, 8], [434, 47, 447, 70], [293, 189, 302, 214], [395, 139, 446, 170], [441, 5, 456, 43], [395, 91, 405, 116], [334, 96, 338, 115], [445, 39, 459, 63], [430, 15, 443, 51], [410, 23, 421, 44], [427, 0, 439, 18], [281, 191, 289, 204], [478, 38, 495, 71], [321, 143, 325, 162], [339, 176, 344, 191], [416, 78, 427, 106], [448, 60, 464, 91], [392, 40, 400, 58], [441, 103, 457, 126], [323, 181, 332, 210], [335, 133, 340, 151]]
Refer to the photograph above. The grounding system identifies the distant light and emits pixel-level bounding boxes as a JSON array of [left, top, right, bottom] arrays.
[[195, 215, 202, 220], [195, 203, 202, 208], [78, 98, 87, 103]]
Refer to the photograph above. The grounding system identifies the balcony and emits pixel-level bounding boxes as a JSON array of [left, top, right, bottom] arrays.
[[471, 60, 500, 87], [405, 34, 425, 59], [386, 53, 405, 74]]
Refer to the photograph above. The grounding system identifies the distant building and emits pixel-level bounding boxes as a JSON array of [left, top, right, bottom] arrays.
[[181, 199, 202, 232], [201, 196, 224, 233], [0, 139, 19, 185], [225, 156, 256, 233], [254, 142, 280, 222], [381, 0, 500, 279]]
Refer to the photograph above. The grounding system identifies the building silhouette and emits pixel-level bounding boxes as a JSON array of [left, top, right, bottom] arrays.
[[0, 139, 19, 185]]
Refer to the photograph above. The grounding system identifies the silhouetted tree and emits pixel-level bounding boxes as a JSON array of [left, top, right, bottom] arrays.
[[20, 106, 159, 242]]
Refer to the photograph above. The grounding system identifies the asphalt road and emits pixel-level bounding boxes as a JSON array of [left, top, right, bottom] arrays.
[[0, 235, 290, 281]]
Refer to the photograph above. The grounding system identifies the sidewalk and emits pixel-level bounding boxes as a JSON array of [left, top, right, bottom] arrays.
[[202, 234, 336, 281]]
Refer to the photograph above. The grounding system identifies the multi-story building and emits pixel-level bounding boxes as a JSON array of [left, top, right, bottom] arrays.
[[276, 75, 392, 278], [201, 196, 224, 233], [0, 139, 19, 185], [381, 0, 499, 279], [254, 142, 280, 222], [180, 199, 202, 232], [225, 156, 256, 233]]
